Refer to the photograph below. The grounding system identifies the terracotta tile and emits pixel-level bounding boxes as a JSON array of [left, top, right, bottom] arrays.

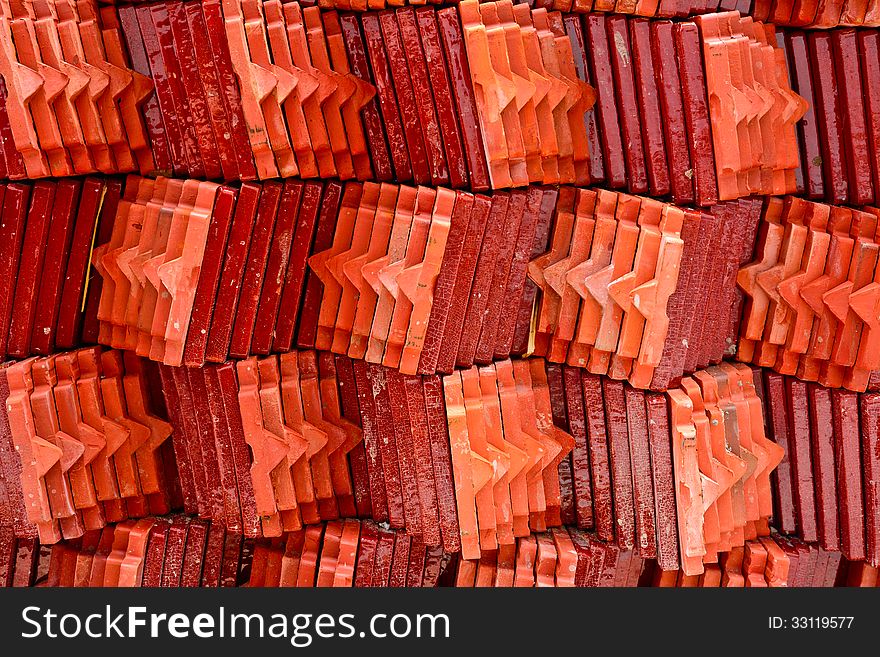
[[26, 358, 79, 537], [557, 13, 596, 183], [361, 13, 411, 180], [217, 0, 278, 178], [685, 376, 730, 559], [149, 2, 205, 176], [271, 355, 320, 526], [414, 7, 468, 188], [569, 531, 597, 586], [322, 11, 376, 182], [699, 371, 747, 545], [157, 365, 196, 515], [159, 182, 219, 366], [583, 15, 625, 188], [181, 187, 237, 365], [251, 182, 304, 356], [0, 14, 52, 177], [675, 22, 718, 205], [52, 354, 103, 527], [564, 15, 604, 185], [456, 194, 509, 367], [329, 355, 370, 519], [803, 32, 847, 203], [7, 8, 72, 177], [775, 202, 831, 373], [354, 520, 378, 587], [667, 387, 705, 576], [303, 6, 356, 180], [562, 190, 613, 368], [423, 374, 461, 553], [344, 184, 395, 359], [397, 188, 453, 374], [337, 14, 392, 182], [202, 366, 243, 534], [167, 1, 222, 179], [457, 0, 515, 188], [375, 11, 428, 184], [254, 2, 313, 179], [317, 521, 343, 587], [388, 370, 422, 539], [392, 8, 448, 186], [168, 365, 206, 516], [182, 367, 223, 522], [518, 8, 562, 183], [366, 365, 405, 529], [388, 530, 411, 587], [820, 211, 878, 387], [7, 183, 54, 358], [315, 354, 359, 518], [512, 189, 557, 355], [351, 360, 388, 522], [607, 16, 648, 194], [485, 4, 538, 179], [123, 179, 171, 354], [197, 1, 255, 178], [698, 203, 743, 368], [782, 377, 818, 540], [832, 389, 866, 560], [358, 185, 413, 362], [179, 1, 236, 179], [630, 205, 685, 388], [559, 368, 590, 530], [307, 183, 360, 351], [532, 361, 574, 528], [371, 525, 395, 586], [228, 182, 281, 359], [235, 358, 289, 536], [531, 188, 576, 357], [797, 387, 836, 552], [581, 372, 614, 541], [220, 534, 243, 587]]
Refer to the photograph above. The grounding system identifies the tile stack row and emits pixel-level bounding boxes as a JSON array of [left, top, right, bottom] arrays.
[[563, 11, 803, 204], [115, 0, 596, 189], [1, 516, 249, 587], [246, 520, 452, 587], [736, 197, 880, 392], [0, 348, 178, 545], [158, 350, 784, 575], [0, 179, 115, 362], [652, 535, 834, 586], [13, 519, 861, 586], [666, 363, 784, 576], [490, 360, 781, 574], [92, 178, 750, 389], [529, 190, 763, 389], [0, 0, 153, 178], [115, 0, 375, 181], [303, 0, 753, 18], [452, 527, 645, 587], [757, 370, 880, 565], [107, 2, 806, 201], [694, 12, 807, 201], [160, 353, 375, 541], [91, 176, 224, 367], [300, 0, 880, 32], [454, 531, 799, 587], [752, 0, 880, 27], [781, 28, 880, 206]]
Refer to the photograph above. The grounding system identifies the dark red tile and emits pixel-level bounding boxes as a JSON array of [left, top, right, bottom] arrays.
[[7, 182, 55, 358]]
